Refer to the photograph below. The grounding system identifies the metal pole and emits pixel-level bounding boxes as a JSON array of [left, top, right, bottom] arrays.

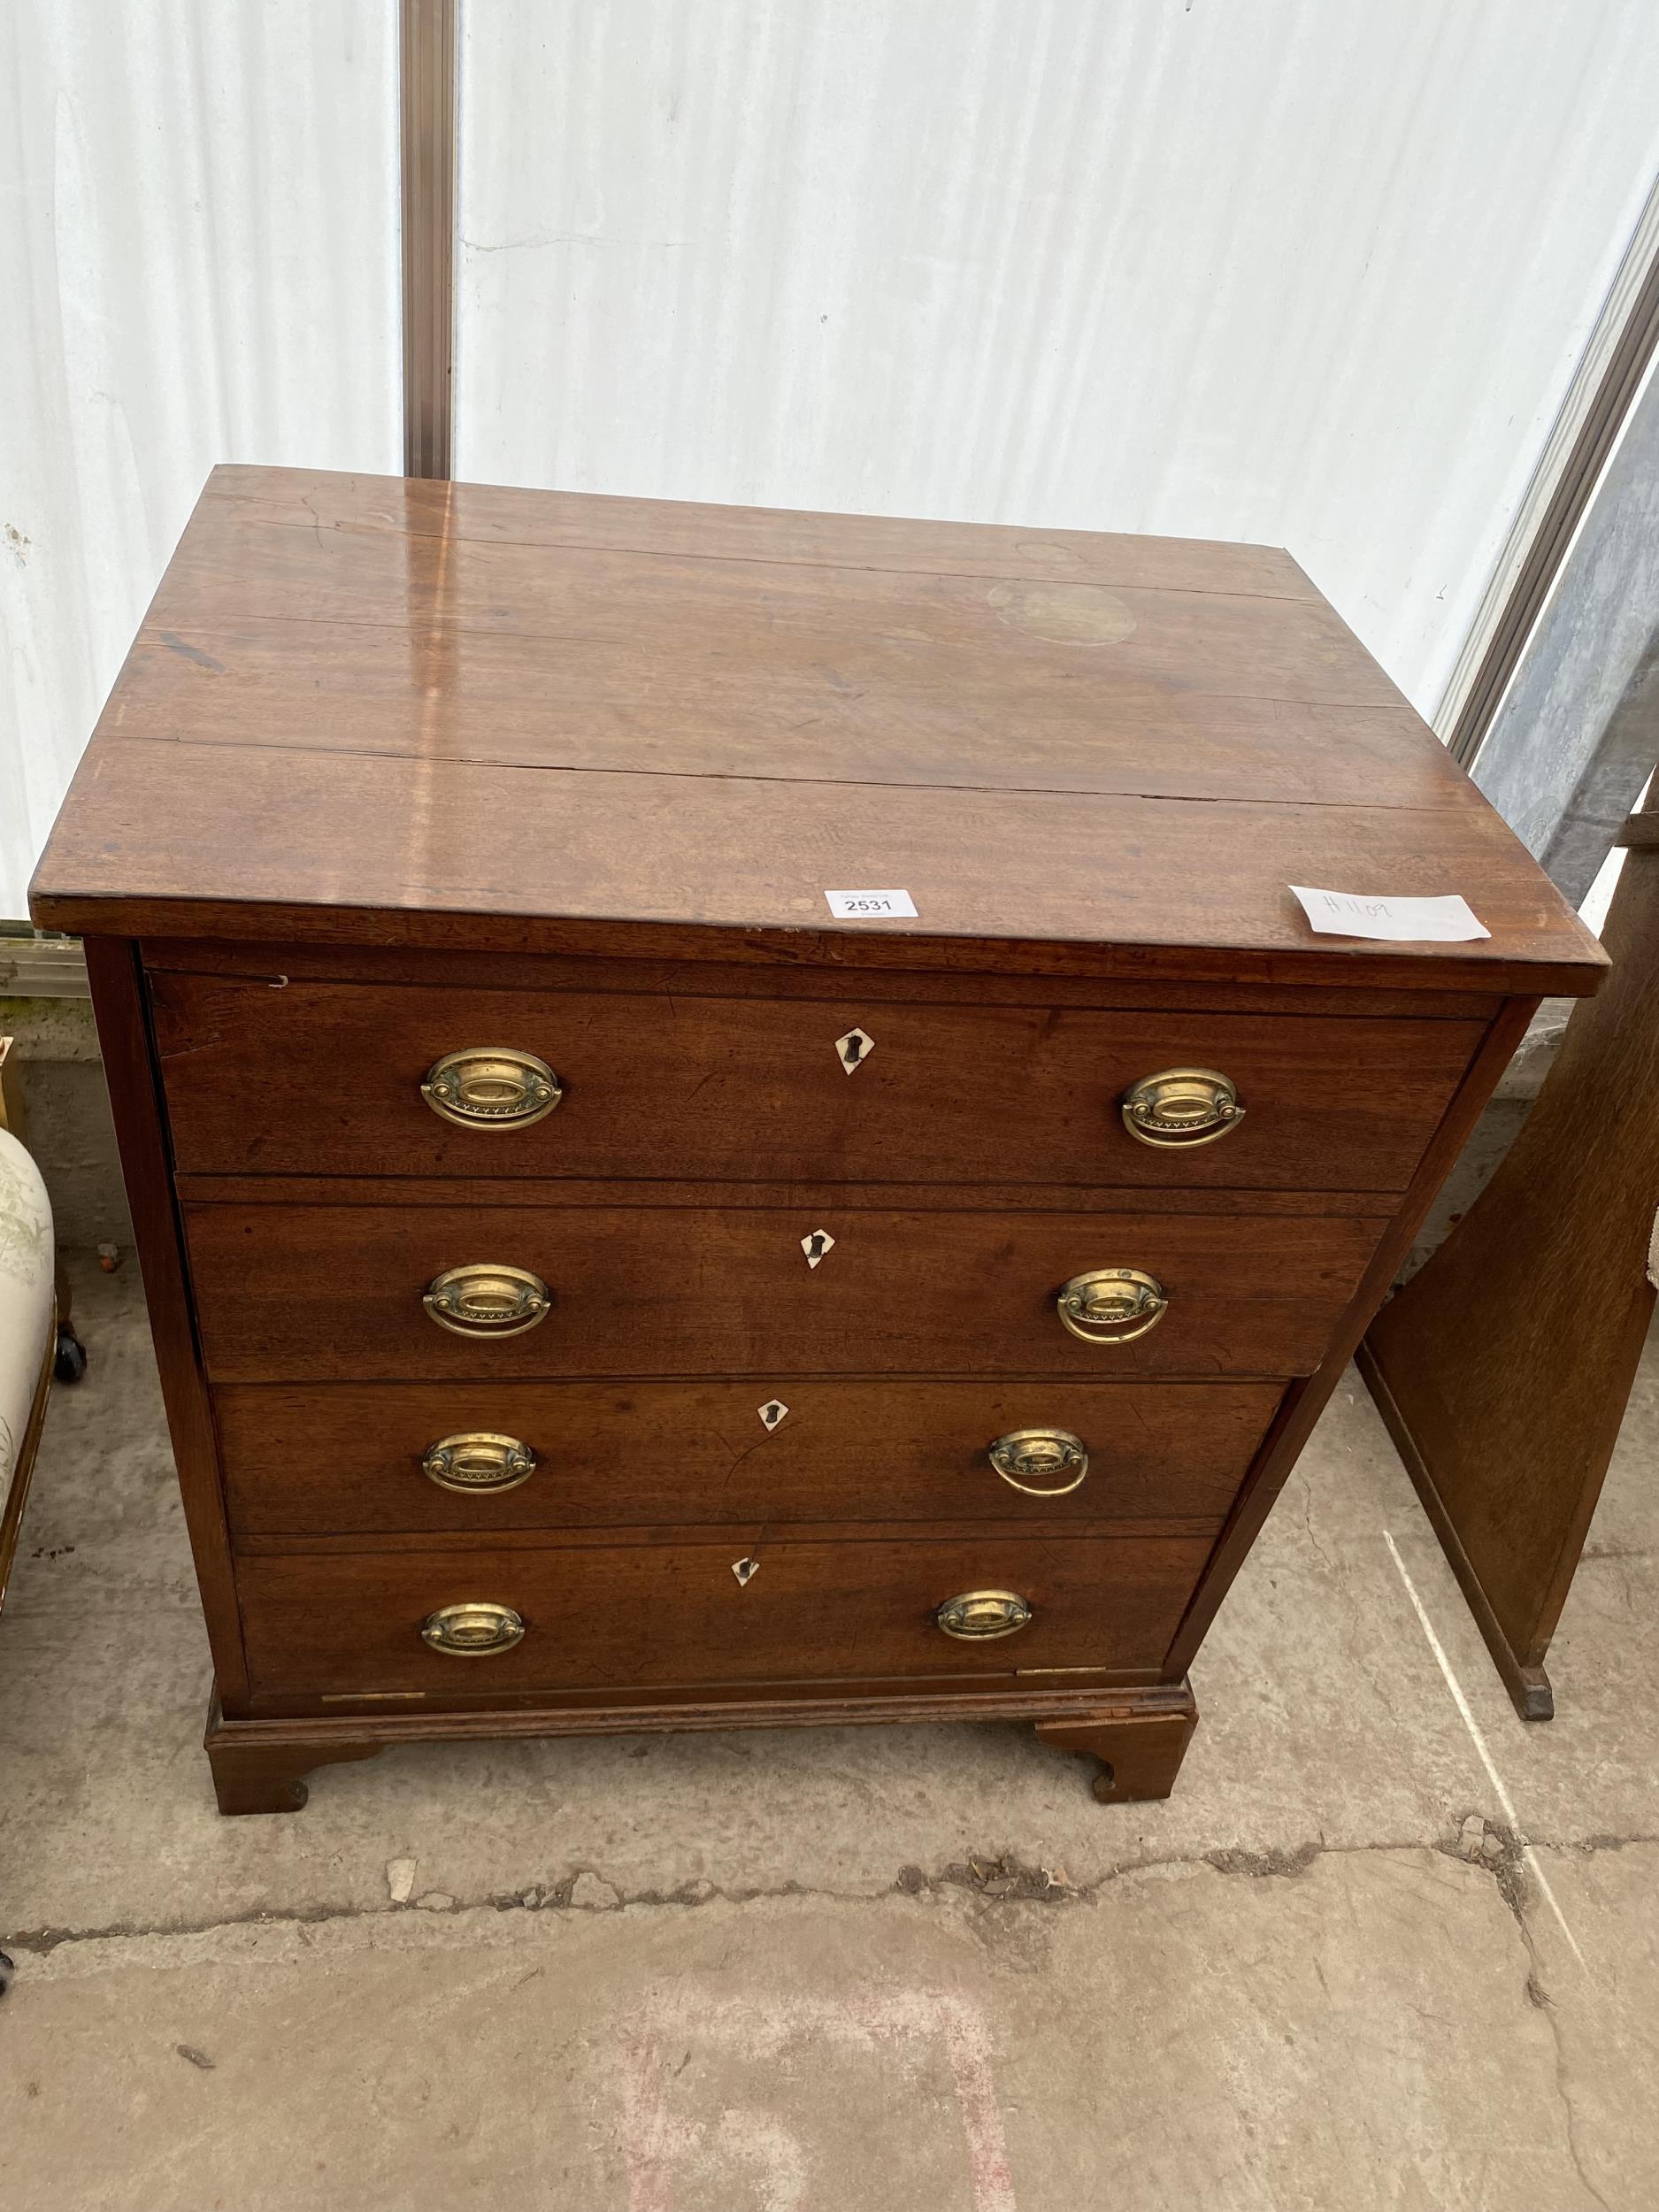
[[400, 0, 457, 480]]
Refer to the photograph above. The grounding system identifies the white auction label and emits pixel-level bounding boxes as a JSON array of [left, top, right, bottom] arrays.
[[1290, 886, 1490, 943], [824, 888, 918, 919]]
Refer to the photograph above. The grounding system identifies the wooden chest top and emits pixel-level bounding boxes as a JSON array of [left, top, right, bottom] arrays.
[[31, 465, 1601, 998]]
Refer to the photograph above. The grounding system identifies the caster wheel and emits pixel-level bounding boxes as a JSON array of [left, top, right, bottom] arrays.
[[54, 1327, 88, 1385]]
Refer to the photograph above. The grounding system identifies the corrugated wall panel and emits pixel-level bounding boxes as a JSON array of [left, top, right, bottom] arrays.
[[456, 0, 1659, 722], [0, 1, 400, 918]]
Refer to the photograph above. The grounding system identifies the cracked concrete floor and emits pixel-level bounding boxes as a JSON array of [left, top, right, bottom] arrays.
[[4, 1263, 1658, 2210]]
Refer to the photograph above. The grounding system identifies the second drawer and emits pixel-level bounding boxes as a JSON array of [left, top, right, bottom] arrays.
[[216, 1377, 1284, 1535], [185, 1201, 1386, 1381]]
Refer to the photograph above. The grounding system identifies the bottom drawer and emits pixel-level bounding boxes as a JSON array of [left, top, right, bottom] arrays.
[[236, 1532, 1216, 1697]]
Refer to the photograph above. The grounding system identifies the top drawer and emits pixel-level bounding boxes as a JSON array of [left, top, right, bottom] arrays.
[[149, 969, 1480, 1193]]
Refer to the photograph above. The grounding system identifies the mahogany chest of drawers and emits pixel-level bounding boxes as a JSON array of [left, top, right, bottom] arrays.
[[30, 465, 1602, 1813]]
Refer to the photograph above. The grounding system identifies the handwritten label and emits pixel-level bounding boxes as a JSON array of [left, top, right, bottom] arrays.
[[824, 888, 918, 920], [1290, 886, 1490, 944]]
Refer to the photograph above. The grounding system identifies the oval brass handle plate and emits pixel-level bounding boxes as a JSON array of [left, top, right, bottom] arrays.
[[422, 1432, 539, 1494], [420, 1601, 526, 1655], [987, 1427, 1088, 1496], [936, 1588, 1033, 1640], [1056, 1267, 1169, 1345], [421, 1048, 562, 1129], [1121, 1067, 1242, 1149], [423, 1263, 551, 1339]]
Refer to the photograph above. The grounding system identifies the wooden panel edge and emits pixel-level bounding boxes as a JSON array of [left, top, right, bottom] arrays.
[[173, 1172, 1403, 1218], [1162, 992, 1543, 1677], [227, 1515, 1229, 1556], [136, 933, 1509, 1021], [1353, 1340, 1554, 1721], [210, 1675, 1199, 1746], [82, 936, 252, 1707], [28, 891, 1606, 999]]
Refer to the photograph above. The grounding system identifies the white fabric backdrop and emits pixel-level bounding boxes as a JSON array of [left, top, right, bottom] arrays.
[[457, 0, 1659, 722], [1, 1, 399, 919], [6, 2, 1659, 918]]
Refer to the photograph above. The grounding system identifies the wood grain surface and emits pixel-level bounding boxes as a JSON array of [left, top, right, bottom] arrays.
[[184, 1197, 1386, 1384], [1360, 823, 1659, 1711], [214, 1374, 1282, 1536], [151, 966, 1481, 1192], [29, 465, 1604, 998], [234, 1529, 1214, 1696], [198, 464, 1328, 598], [142, 936, 1509, 1022], [36, 736, 1602, 993], [147, 518, 1398, 711], [106, 614, 1466, 804]]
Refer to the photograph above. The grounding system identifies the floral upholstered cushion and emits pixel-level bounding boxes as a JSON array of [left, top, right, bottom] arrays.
[[0, 1125, 54, 1522]]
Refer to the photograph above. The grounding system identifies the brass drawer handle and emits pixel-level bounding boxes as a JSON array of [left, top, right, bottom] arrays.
[[422, 1432, 539, 1494], [1056, 1267, 1168, 1345], [420, 1601, 526, 1655], [987, 1428, 1088, 1496], [421, 1048, 562, 1129], [1122, 1067, 1242, 1149], [423, 1263, 551, 1338], [937, 1589, 1033, 1640]]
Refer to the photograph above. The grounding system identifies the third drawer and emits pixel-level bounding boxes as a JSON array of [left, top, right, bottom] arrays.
[[216, 1376, 1284, 1535]]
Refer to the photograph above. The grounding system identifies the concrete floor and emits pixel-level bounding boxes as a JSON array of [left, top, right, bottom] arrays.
[[4, 1263, 1658, 2209]]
